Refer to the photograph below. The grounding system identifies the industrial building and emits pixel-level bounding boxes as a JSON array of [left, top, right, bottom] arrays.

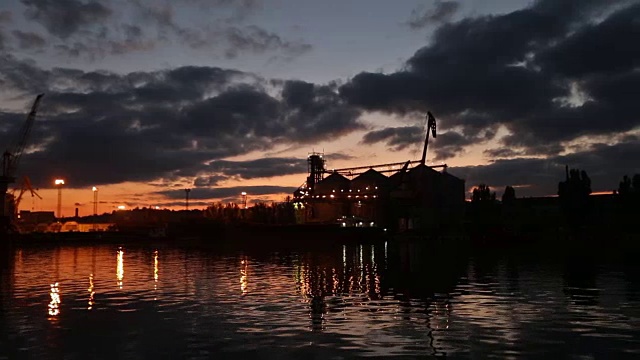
[[293, 112, 466, 232]]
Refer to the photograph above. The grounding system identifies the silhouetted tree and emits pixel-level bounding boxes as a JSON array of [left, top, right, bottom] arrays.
[[618, 175, 632, 196], [501, 186, 516, 204], [616, 174, 640, 232], [469, 184, 500, 239], [472, 184, 496, 203], [558, 166, 591, 227]]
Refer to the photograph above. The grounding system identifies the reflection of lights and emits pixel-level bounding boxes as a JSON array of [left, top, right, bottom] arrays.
[[154, 250, 159, 283], [384, 241, 388, 268], [117, 249, 124, 289], [48, 282, 61, 316], [240, 259, 248, 295], [88, 274, 95, 310], [342, 245, 346, 269], [359, 245, 364, 288]]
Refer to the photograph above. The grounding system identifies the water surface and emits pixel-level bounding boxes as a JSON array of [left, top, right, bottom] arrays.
[[0, 241, 638, 358]]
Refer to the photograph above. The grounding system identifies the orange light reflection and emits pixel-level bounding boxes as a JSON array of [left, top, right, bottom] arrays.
[[48, 282, 61, 317], [117, 248, 124, 289]]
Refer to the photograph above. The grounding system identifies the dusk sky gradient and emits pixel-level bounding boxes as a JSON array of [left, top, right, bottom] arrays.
[[0, 0, 638, 215]]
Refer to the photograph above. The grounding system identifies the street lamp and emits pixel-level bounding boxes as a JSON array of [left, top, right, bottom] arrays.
[[92, 187, 98, 216], [54, 179, 64, 219], [241, 192, 247, 209]]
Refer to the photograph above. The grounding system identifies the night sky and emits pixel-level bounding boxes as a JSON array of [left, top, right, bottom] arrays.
[[0, 0, 638, 214]]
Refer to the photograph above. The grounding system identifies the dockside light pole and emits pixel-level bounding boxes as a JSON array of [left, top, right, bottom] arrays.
[[55, 179, 65, 219], [92, 187, 98, 216]]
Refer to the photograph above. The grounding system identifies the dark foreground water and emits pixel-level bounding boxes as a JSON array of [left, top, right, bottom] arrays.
[[0, 240, 638, 359]]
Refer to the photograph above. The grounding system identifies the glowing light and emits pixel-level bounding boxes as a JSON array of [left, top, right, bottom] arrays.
[[117, 249, 124, 289], [117, 205, 126, 210], [155, 206, 160, 210], [92, 186, 97, 192], [330, 195, 335, 198], [241, 192, 247, 196], [88, 274, 94, 310], [54, 179, 65, 185], [48, 282, 61, 317]]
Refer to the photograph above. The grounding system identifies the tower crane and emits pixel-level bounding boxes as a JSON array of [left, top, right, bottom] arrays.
[[1, 94, 44, 232]]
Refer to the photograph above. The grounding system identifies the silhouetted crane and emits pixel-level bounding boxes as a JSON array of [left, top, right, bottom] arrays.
[[12, 176, 42, 215], [1, 94, 44, 232]]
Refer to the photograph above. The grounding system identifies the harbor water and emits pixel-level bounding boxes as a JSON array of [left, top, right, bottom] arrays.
[[0, 239, 638, 358]]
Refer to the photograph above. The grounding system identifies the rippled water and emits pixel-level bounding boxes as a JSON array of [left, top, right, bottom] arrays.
[[0, 240, 638, 359]]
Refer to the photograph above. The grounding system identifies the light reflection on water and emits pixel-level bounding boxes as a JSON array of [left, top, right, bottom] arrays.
[[0, 242, 638, 358], [116, 248, 124, 289]]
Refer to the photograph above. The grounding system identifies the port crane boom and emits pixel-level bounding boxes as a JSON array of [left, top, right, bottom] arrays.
[[1, 94, 44, 231]]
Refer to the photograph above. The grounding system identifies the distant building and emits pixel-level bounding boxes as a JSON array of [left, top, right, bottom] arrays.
[[19, 210, 56, 224], [60, 222, 114, 232], [293, 162, 465, 231], [293, 113, 465, 232], [389, 164, 466, 231]]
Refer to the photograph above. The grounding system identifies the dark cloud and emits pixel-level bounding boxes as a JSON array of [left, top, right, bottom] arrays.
[[11, 30, 46, 50], [361, 126, 423, 151], [176, 0, 262, 22], [158, 185, 297, 200], [21, 0, 112, 39], [341, 0, 640, 158], [224, 25, 312, 59], [193, 175, 229, 187], [279, 80, 363, 142], [451, 138, 640, 197], [483, 148, 523, 159], [360, 122, 496, 160], [407, 1, 460, 29], [537, 3, 640, 78], [205, 157, 307, 180], [131, 0, 311, 59], [0, 10, 12, 23], [13, 0, 304, 60], [0, 56, 362, 189]]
